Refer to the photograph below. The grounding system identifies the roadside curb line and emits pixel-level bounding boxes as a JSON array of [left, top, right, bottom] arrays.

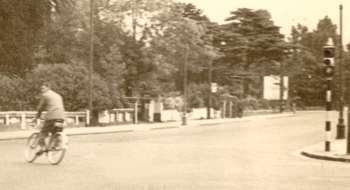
[[66, 129, 134, 136], [0, 129, 135, 141], [150, 125, 179, 130], [300, 151, 350, 163]]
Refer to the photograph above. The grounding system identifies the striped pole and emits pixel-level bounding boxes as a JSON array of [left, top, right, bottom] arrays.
[[325, 79, 332, 152]]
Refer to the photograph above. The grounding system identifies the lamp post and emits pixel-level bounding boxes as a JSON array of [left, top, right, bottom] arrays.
[[207, 58, 213, 119], [336, 4, 345, 139], [279, 62, 285, 113], [347, 78, 350, 154], [182, 45, 189, 126], [88, 0, 94, 126]]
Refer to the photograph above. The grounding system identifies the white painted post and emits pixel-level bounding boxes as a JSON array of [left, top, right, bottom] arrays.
[[75, 116, 79, 125], [222, 101, 226, 118], [86, 110, 90, 126], [134, 101, 138, 124], [20, 112, 26, 129], [5, 113, 9, 125]]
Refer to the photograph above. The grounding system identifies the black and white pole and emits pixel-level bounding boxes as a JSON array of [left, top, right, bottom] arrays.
[[323, 38, 335, 152], [325, 79, 332, 151]]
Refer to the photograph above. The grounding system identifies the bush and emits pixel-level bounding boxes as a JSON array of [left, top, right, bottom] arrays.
[[0, 62, 123, 112], [242, 96, 259, 110], [24, 63, 120, 111], [0, 75, 27, 110], [240, 96, 273, 110], [187, 83, 207, 108], [163, 96, 183, 110], [257, 99, 271, 109]]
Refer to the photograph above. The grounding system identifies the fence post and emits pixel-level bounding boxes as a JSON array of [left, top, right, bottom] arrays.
[[134, 101, 138, 124], [20, 112, 26, 129], [75, 115, 79, 125], [222, 101, 226, 118], [5, 113, 9, 125], [86, 110, 90, 126]]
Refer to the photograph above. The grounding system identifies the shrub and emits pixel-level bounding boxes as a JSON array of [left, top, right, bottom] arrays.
[[24, 63, 121, 111], [0, 75, 27, 110]]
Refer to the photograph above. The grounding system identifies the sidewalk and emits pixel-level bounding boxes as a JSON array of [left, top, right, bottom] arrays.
[[301, 139, 350, 162], [0, 112, 294, 141]]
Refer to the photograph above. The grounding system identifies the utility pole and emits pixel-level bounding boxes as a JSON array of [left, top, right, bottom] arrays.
[[131, 0, 139, 97], [88, 0, 94, 126], [336, 4, 346, 139], [207, 58, 213, 119], [279, 62, 285, 113], [182, 46, 189, 126], [347, 78, 350, 154]]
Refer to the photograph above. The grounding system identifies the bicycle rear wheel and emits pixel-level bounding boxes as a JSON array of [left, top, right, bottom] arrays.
[[24, 132, 41, 163], [47, 133, 66, 165]]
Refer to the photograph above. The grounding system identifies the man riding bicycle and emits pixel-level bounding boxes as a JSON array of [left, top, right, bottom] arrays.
[[34, 82, 66, 150]]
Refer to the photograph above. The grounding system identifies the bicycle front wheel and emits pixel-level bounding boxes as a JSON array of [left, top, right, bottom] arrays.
[[24, 132, 41, 163], [47, 133, 66, 165]]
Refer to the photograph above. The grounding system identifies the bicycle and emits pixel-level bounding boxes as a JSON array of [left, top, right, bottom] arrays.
[[24, 120, 68, 165]]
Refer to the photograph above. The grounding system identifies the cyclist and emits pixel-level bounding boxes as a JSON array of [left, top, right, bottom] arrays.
[[33, 82, 66, 151]]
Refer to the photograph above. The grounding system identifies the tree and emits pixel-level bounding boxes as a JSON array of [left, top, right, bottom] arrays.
[[288, 17, 338, 106], [216, 8, 287, 97], [0, 75, 26, 110], [96, 0, 182, 97], [24, 63, 118, 111], [180, 3, 223, 109], [0, 0, 73, 76]]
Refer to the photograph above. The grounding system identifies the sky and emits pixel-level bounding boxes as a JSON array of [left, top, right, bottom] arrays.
[[176, 0, 350, 45]]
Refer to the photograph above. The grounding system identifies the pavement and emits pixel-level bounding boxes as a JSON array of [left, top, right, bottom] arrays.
[[300, 139, 350, 162], [2, 111, 350, 163]]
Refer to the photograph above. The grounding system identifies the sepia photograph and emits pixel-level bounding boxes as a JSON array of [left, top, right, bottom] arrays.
[[0, 0, 350, 189]]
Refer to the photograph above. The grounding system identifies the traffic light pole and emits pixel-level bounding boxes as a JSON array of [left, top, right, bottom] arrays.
[[323, 38, 335, 152]]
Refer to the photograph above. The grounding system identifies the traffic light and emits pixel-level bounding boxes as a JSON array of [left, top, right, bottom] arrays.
[[323, 38, 335, 79]]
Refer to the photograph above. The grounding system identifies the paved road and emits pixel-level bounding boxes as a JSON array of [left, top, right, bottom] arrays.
[[1, 112, 350, 190]]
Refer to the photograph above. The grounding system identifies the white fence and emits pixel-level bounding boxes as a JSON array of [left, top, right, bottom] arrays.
[[98, 108, 135, 124], [0, 107, 277, 129], [0, 111, 89, 129], [161, 108, 221, 122]]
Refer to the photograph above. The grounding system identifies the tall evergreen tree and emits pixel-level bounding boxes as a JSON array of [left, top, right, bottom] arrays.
[[217, 8, 287, 97], [288, 17, 338, 106]]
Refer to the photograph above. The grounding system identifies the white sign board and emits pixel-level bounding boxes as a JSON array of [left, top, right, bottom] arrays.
[[263, 76, 288, 100]]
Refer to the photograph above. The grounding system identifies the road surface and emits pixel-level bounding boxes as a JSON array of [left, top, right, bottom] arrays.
[[1, 111, 349, 190]]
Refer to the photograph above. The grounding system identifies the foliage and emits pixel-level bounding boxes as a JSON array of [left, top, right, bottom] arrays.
[[1, 1, 348, 112], [0, 0, 73, 76], [0, 75, 26, 110], [24, 63, 123, 111], [288, 17, 338, 106], [186, 83, 207, 108], [214, 8, 288, 98]]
